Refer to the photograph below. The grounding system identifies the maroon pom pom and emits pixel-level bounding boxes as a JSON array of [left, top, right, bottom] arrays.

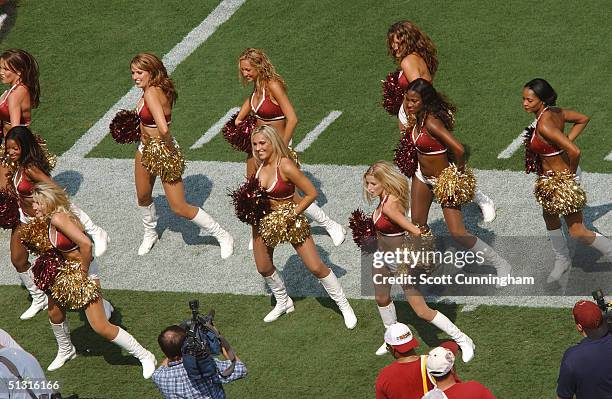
[[382, 70, 405, 116], [349, 209, 377, 250], [32, 249, 63, 294], [394, 130, 418, 177], [223, 113, 256, 153], [228, 176, 271, 225], [523, 126, 543, 175], [0, 189, 19, 230], [110, 109, 141, 144]]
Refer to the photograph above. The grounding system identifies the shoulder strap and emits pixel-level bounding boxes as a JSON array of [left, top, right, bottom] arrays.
[[0, 355, 39, 399], [421, 355, 430, 394]]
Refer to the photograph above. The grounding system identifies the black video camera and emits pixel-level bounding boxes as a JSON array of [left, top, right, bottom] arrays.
[[592, 289, 612, 332], [180, 300, 236, 382]]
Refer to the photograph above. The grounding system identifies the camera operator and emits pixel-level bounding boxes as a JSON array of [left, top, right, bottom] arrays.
[[556, 300, 612, 399], [152, 325, 247, 399]]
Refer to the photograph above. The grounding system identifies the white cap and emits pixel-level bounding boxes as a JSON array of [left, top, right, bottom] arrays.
[[426, 346, 455, 377], [384, 323, 419, 352]]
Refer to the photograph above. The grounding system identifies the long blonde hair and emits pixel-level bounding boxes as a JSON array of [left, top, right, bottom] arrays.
[[251, 125, 293, 167], [31, 182, 82, 228], [131, 52, 178, 105], [238, 48, 286, 93], [363, 161, 410, 213]]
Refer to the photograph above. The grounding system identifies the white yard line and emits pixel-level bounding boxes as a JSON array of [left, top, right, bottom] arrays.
[[61, 0, 246, 160], [190, 107, 240, 149], [605, 152, 612, 161], [294, 111, 342, 152], [497, 133, 525, 159]]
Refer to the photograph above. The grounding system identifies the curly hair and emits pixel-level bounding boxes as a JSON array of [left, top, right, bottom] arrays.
[[131, 53, 178, 105], [387, 21, 438, 78], [238, 48, 286, 93], [363, 161, 410, 213], [5, 126, 51, 175], [32, 182, 82, 228], [0, 48, 40, 108], [406, 78, 456, 130]]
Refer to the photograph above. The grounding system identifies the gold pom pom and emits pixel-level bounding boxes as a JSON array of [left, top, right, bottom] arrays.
[[396, 226, 437, 276], [50, 261, 100, 310], [19, 217, 53, 255], [34, 134, 57, 171], [534, 170, 586, 215], [433, 165, 476, 207], [287, 146, 301, 168], [141, 137, 186, 183], [0, 141, 18, 171], [258, 202, 311, 247]]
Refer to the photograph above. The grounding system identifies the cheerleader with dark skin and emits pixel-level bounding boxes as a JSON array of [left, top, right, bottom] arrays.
[[130, 53, 234, 258], [522, 78, 611, 282], [30, 183, 156, 378], [405, 79, 511, 281], [236, 48, 345, 247], [364, 161, 474, 361], [386, 21, 496, 222], [246, 125, 356, 328], [5, 126, 111, 320]]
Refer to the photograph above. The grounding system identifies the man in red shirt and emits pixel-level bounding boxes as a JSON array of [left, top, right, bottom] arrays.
[[423, 346, 496, 398], [375, 323, 437, 399]]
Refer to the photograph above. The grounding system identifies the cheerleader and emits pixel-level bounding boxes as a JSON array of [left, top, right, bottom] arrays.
[[248, 125, 356, 328], [236, 48, 345, 247], [385, 21, 496, 222], [404, 79, 511, 279], [5, 126, 111, 320], [130, 53, 233, 258], [364, 161, 474, 361], [522, 78, 612, 282], [30, 182, 156, 378]]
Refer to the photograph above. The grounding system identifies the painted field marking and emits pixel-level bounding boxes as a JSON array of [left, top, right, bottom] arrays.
[[62, 0, 246, 160], [294, 111, 342, 152], [190, 107, 240, 149], [605, 152, 612, 161], [497, 133, 525, 159]]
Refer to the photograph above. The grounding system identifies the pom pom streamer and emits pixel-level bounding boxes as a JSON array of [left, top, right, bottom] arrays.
[[223, 112, 256, 153], [522, 126, 543, 175], [348, 209, 376, 250], [110, 109, 141, 144], [258, 202, 310, 247], [141, 137, 186, 183], [51, 260, 100, 310], [32, 249, 63, 293], [19, 217, 53, 255], [228, 176, 271, 226], [0, 141, 17, 171], [34, 134, 57, 172], [394, 131, 418, 178], [432, 165, 476, 207], [381, 70, 405, 115], [534, 170, 586, 216], [398, 226, 437, 275], [0, 188, 19, 229]]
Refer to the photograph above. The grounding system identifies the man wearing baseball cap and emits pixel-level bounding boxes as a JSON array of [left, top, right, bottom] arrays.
[[375, 322, 436, 399], [556, 300, 612, 399], [423, 346, 496, 398]]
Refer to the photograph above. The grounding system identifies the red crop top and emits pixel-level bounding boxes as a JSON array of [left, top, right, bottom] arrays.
[[373, 195, 405, 236], [0, 84, 31, 126], [13, 169, 35, 198], [256, 159, 295, 200], [411, 119, 447, 155], [398, 70, 409, 91], [49, 224, 79, 253], [527, 107, 563, 157], [137, 98, 171, 128], [250, 88, 285, 121]]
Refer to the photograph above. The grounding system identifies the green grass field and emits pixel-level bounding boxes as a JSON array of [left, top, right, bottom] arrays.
[[2, 0, 611, 171], [1, 286, 580, 398]]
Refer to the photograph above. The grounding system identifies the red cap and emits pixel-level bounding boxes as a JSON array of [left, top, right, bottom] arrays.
[[573, 300, 603, 329], [438, 340, 459, 355]]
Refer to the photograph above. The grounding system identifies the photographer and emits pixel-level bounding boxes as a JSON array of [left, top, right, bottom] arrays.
[[556, 300, 612, 399], [152, 325, 247, 399]]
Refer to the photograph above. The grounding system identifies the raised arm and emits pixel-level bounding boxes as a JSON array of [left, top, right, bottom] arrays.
[[268, 80, 298, 146]]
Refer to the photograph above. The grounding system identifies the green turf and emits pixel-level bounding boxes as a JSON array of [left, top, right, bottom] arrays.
[[1, 285, 579, 398], [2, 0, 611, 171]]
